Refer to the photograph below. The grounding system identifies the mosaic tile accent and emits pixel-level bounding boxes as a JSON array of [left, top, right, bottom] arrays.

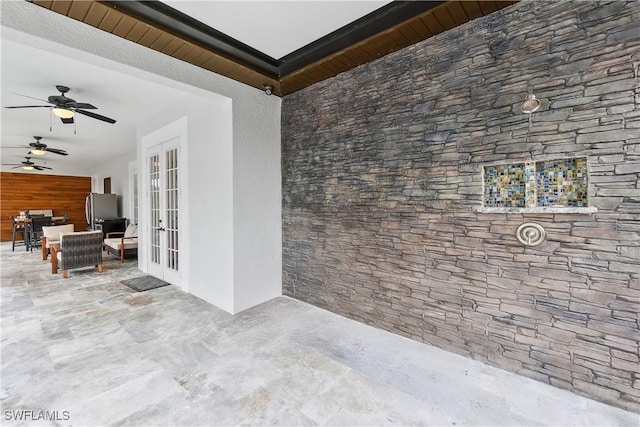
[[484, 163, 527, 207], [483, 157, 588, 208], [536, 157, 588, 207], [525, 162, 538, 208]]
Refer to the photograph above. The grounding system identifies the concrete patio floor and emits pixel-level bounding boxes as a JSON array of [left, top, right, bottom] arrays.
[[1, 243, 638, 426]]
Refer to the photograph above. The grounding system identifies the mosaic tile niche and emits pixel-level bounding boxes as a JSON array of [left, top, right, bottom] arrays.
[[483, 157, 588, 208], [536, 157, 588, 207], [484, 163, 527, 207]]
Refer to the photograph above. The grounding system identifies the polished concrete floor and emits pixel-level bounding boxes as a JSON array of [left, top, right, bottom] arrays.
[[1, 243, 638, 426]]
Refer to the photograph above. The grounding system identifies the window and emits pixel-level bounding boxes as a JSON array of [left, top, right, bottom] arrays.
[[129, 162, 139, 225]]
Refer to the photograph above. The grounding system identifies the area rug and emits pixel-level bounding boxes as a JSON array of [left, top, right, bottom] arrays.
[[121, 275, 170, 292]]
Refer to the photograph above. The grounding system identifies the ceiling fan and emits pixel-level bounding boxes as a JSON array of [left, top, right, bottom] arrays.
[[6, 136, 68, 156], [5, 85, 116, 124], [2, 156, 53, 171]]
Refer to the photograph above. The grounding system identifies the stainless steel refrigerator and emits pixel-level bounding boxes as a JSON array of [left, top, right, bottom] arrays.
[[85, 193, 118, 229]]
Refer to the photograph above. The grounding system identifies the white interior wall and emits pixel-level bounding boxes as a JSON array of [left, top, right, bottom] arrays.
[[233, 97, 282, 313], [189, 100, 235, 311], [139, 98, 235, 313], [3, 0, 282, 315], [91, 149, 136, 219]]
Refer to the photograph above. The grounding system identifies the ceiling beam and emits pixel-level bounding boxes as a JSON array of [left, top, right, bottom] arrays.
[[278, 1, 445, 76], [100, 0, 280, 79]]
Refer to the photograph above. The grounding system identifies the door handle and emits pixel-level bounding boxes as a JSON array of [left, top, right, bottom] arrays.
[[157, 227, 166, 231]]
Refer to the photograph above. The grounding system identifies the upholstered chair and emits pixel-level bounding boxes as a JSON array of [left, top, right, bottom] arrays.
[[103, 224, 138, 262], [41, 224, 75, 260], [51, 230, 104, 278]]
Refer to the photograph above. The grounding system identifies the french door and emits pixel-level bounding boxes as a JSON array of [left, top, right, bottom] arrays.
[[146, 138, 181, 286]]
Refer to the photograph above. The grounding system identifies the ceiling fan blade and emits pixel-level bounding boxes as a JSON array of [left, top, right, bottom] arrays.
[[2, 163, 22, 166], [11, 93, 50, 103], [71, 102, 97, 109], [45, 147, 68, 156], [75, 109, 116, 124], [60, 117, 74, 124], [5, 105, 51, 109], [33, 165, 53, 170]]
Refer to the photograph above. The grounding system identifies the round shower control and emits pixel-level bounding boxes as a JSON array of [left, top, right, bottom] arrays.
[[516, 223, 546, 246]]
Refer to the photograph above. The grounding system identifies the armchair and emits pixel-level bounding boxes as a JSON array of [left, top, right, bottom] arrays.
[[103, 224, 138, 262], [51, 230, 104, 278], [41, 224, 75, 260]]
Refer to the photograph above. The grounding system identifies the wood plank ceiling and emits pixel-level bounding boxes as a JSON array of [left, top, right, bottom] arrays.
[[28, 0, 517, 97]]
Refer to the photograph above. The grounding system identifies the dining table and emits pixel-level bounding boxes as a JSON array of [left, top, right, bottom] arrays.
[[14, 216, 66, 224], [15, 216, 67, 251]]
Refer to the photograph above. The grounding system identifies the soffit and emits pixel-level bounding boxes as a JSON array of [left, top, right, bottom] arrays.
[[28, 0, 517, 97]]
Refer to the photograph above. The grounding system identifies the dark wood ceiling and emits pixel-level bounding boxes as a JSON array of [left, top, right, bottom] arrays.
[[28, 0, 517, 97]]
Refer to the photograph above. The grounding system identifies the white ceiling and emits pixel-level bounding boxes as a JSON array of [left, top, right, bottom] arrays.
[[1, 1, 391, 174], [1, 38, 190, 174], [166, 1, 391, 59]]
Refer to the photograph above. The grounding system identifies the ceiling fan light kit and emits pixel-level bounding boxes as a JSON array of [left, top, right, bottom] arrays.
[[29, 148, 46, 155], [52, 107, 74, 119]]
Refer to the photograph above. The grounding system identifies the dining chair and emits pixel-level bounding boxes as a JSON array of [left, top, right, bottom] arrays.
[[41, 224, 75, 260], [9, 216, 25, 252], [26, 216, 52, 252]]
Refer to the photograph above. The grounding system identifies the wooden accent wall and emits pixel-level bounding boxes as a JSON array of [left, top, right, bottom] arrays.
[[0, 172, 91, 242]]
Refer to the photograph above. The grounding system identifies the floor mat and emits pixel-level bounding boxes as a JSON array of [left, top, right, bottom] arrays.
[[121, 275, 170, 292]]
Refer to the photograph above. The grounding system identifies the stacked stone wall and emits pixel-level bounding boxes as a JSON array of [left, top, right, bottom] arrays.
[[282, 0, 640, 411]]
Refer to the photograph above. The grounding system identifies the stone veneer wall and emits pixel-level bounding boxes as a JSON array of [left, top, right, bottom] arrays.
[[281, 0, 640, 412]]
